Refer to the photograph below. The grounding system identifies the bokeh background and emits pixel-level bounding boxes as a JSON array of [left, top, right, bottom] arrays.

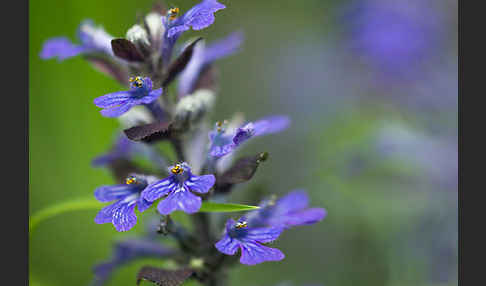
[[29, 0, 458, 285]]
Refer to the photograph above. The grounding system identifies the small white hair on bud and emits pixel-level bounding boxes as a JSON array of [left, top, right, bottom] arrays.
[[145, 12, 165, 43], [174, 89, 215, 124], [126, 24, 150, 47]]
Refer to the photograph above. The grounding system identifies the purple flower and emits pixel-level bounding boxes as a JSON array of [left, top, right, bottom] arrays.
[[165, 0, 226, 38], [340, 0, 443, 79], [40, 20, 113, 61], [91, 238, 174, 286], [92, 134, 134, 167], [209, 115, 290, 158], [178, 32, 243, 97], [92, 133, 168, 169], [247, 190, 327, 229], [93, 77, 163, 117], [94, 174, 157, 232], [215, 217, 285, 265], [141, 162, 216, 215]]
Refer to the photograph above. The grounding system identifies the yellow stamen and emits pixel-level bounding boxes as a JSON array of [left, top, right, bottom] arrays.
[[130, 76, 143, 88], [171, 164, 183, 174], [235, 221, 248, 229], [126, 177, 137, 184], [168, 7, 179, 20]]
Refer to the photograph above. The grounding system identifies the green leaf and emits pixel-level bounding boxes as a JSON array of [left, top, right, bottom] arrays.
[[29, 199, 259, 237], [199, 202, 260, 213], [29, 197, 100, 236]]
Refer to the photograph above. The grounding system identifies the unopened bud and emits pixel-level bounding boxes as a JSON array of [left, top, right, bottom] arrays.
[[145, 12, 165, 43], [174, 89, 215, 126], [126, 24, 150, 47]]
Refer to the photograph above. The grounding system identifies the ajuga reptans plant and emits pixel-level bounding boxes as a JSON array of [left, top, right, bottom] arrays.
[[40, 1, 327, 285]]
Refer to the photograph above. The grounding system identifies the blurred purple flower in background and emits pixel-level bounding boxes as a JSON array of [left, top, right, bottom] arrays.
[[209, 115, 290, 158], [92, 132, 168, 170], [92, 134, 136, 167], [374, 122, 458, 188], [340, 0, 445, 81], [248, 190, 327, 229], [178, 32, 243, 97], [91, 219, 175, 286], [40, 20, 114, 61], [91, 238, 174, 286]]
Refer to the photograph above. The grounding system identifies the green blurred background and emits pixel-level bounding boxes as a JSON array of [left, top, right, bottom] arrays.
[[30, 0, 458, 286]]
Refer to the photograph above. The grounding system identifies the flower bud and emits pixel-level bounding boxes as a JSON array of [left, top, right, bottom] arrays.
[[126, 24, 150, 48], [145, 12, 165, 44], [117, 105, 154, 128], [174, 89, 215, 126]]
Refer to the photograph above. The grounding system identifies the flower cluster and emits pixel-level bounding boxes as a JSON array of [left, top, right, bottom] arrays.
[[216, 191, 326, 265], [41, 0, 326, 285]]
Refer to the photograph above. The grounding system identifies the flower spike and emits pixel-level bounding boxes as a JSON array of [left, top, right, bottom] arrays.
[[247, 190, 327, 229]]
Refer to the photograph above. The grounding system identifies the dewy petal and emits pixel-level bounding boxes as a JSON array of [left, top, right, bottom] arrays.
[[209, 142, 236, 158], [100, 102, 134, 118], [185, 174, 215, 194], [225, 218, 237, 232], [167, 0, 226, 38], [112, 202, 138, 232], [94, 185, 136, 202], [141, 177, 177, 202], [239, 241, 285, 265], [161, 27, 179, 65], [156, 187, 202, 215], [166, 25, 190, 39], [94, 91, 133, 108], [140, 88, 163, 104], [95, 199, 139, 232], [142, 77, 153, 91], [244, 227, 283, 243], [95, 201, 121, 224], [39, 37, 87, 60], [137, 197, 154, 213], [252, 115, 290, 137], [215, 234, 240, 255], [232, 123, 254, 146]]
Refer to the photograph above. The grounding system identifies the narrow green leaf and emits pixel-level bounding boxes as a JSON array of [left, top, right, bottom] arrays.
[[199, 202, 260, 213], [29, 197, 100, 235], [29, 199, 259, 236]]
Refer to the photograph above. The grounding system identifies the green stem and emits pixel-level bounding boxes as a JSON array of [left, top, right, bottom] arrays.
[[29, 197, 100, 236]]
